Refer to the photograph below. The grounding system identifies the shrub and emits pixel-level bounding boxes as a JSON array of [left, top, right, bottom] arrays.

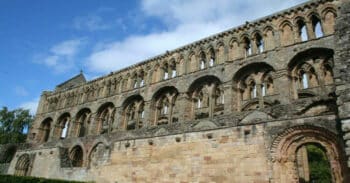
[[0, 174, 90, 183]]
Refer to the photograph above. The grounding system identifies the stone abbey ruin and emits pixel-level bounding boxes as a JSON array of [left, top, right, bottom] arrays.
[[1, 0, 350, 182]]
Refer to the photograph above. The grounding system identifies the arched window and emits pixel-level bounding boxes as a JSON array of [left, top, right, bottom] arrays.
[[56, 113, 70, 139], [189, 76, 223, 119], [255, 34, 264, 53], [70, 146, 84, 167], [209, 58, 214, 67], [262, 76, 274, 96], [75, 108, 91, 137], [311, 15, 324, 38], [163, 63, 169, 80], [153, 87, 178, 125], [302, 72, 309, 89], [161, 102, 168, 115], [97, 103, 115, 134], [197, 98, 202, 108], [243, 37, 252, 56], [208, 48, 215, 67], [261, 83, 266, 97], [289, 48, 334, 99], [39, 118, 52, 143], [61, 122, 69, 139], [250, 82, 257, 99], [199, 52, 206, 70], [140, 79, 145, 87], [281, 22, 294, 46], [323, 10, 336, 35], [123, 96, 144, 130], [233, 63, 275, 111], [133, 79, 138, 88], [323, 63, 334, 85], [170, 60, 177, 78], [297, 20, 308, 41]]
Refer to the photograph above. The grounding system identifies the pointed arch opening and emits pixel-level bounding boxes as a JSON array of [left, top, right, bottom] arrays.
[[55, 113, 71, 139], [270, 126, 348, 183], [74, 108, 91, 137], [242, 37, 252, 57], [38, 117, 52, 143], [152, 86, 179, 125], [255, 33, 264, 53], [311, 14, 324, 38], [288, 48, 334, 99], [14, 154, 31, 176], [122, 95, 145, 130], [188, 75, 223, 119], [70, 145, 84, 167], [297, 19, 308, 41], [233, 62, 275, 111], [96, 102, 115, 134]]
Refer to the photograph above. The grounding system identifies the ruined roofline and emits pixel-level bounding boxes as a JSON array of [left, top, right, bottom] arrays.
[[95, 0, 331, 76], [55, 73, 86, 89], [45, 0, 331, 94]]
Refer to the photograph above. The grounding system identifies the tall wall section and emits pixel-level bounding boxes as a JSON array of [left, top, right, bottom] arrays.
[[335, 0, 350, 167], [2, 0, 350, 182]]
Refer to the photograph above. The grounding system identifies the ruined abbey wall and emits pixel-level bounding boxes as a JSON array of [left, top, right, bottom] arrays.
[[2, 0, 350, 182]]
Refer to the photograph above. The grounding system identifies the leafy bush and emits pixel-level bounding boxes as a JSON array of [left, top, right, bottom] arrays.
[[0, 174, 89, 183]]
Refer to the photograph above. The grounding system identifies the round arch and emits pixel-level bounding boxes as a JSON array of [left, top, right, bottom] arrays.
[[121, 95, 145, 130], [14, 154, 31, 176], [87, 140, 111, 168], [95, 102, 115, 134], [270, 125, 349, 183], [151, 86, 179, 125], [69, 145, 84, 167], [232, 62, 275, 83], [55, 112, 71, 139], [188, 75, 222, 94], [287, 48, 334, 70], [38, 117, 53, 143], [74, 108, 92, 137]]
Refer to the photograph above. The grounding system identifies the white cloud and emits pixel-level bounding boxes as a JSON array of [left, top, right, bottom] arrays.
[[37, 39, 86, 73], [86, 0, 307, 73], [73, 15, 111, 31], [20, 98, 39, 115], [50, 39, 83, 56]]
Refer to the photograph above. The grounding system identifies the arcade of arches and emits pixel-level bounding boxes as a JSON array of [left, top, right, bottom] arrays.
[[5, 0, 350, 182]]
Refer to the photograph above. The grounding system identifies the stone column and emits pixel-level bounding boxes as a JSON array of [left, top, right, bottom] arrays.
[[252, 39, 258, 55], [334, 0, 350, 168], [306, 21, 315, 40], [223, 83, 233, 114], [177, 93, 191, 122], [257, 83, 264, 109], [143, 101, 152, 127], [273, 69, 291, 104]]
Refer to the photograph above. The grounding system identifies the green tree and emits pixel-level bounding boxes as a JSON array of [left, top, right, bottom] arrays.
[[0, 107, 33, 144], [306, 144, 332, 183]]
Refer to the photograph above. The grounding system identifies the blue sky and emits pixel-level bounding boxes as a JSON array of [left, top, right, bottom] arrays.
[[0, 0, 307, 114]]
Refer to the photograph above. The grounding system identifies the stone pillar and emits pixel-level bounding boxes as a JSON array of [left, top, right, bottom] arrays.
[[143, 101, 152, 127], [334, 0, 350, 168], [306, 21, 315, 40], [223, 83, 233, 114], [177, 93, 191, 122], [273, 69, 291, 104], [252, 39, 258, 55], [88, 113, 98, 135]]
